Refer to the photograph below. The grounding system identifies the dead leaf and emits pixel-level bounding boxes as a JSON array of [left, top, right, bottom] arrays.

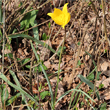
[[44, 60, 51, 68], [42, 101, 50, 110], [24, 48, 29, 56], [37, 40, 51, 61], [104, 91, 110, 100], [101, 61, 109, 71], [17, 48, 26, 59], [96, 78, 110, 88], [2, 48, 11, 54], [102, 70, 110, 77]]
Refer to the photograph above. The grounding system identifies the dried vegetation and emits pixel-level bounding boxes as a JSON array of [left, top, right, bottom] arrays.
[[0, 0, 110, 109]]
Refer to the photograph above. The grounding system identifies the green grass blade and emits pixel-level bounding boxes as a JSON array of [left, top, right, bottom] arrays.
[[0, 73, 37, 104], [56, 89, 95, 105], [8, 34, 57, 56], [87, 66, 97, 80], [85, 51, 96, 67], [77, 74, 100, 100], [68, 66, 97, 109], [6, 93, 21, 106], [9, 70, 21, 87], [31, 20, 39, 46], [30, 41, 54, 108], [0, 0, 2, 22], [9, 70, 31, 110]]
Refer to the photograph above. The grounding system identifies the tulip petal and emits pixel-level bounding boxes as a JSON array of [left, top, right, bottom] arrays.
[[54, 8, 63, 16], [47, 13, 53, 17], [47, 3, 70, 29], [47, 8, 63, 21], [62, 3, 68, 13], [53, 14, 65, 26], [64, 12, 71, 25]]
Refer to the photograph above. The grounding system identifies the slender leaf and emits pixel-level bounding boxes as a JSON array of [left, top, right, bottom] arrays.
[[9, 70, 31, 110], [77, 74, 100, 100], [68, 66, 97, 110], [85, 51, 96, 67], [6, 93, 21, 106], [56, 89, 95, 105], [30, 42, 54, 108], [0, 0, 2, 22], [9, 70, 21, 87], [0, 73, 37, 104], [8, 34, 57, 55], [31, 20, 39, 45], [1, 84, 9, 105]]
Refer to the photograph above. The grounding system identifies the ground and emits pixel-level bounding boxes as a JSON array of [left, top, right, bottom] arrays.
[[0, 0, 110, 110]]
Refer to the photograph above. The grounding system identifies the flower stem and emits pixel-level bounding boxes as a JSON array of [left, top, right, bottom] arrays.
[[53, 27, 66, 109]]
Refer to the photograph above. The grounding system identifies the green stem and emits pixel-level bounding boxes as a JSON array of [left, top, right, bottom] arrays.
[[53, 27, 66, 109]]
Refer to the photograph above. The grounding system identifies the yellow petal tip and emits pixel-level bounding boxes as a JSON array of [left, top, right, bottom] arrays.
[[47, 13, 52, 17]]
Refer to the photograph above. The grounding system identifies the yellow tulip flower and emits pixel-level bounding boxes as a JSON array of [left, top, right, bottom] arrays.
[[47, 3, 71, 29]]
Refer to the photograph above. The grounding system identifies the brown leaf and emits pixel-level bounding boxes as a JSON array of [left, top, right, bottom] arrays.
[[44, 60, 51, 68], [104, 91, 110, 100], [37, 40, 51, 61], [96, 78, 110, 88], [101, 61, 109, 71]]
